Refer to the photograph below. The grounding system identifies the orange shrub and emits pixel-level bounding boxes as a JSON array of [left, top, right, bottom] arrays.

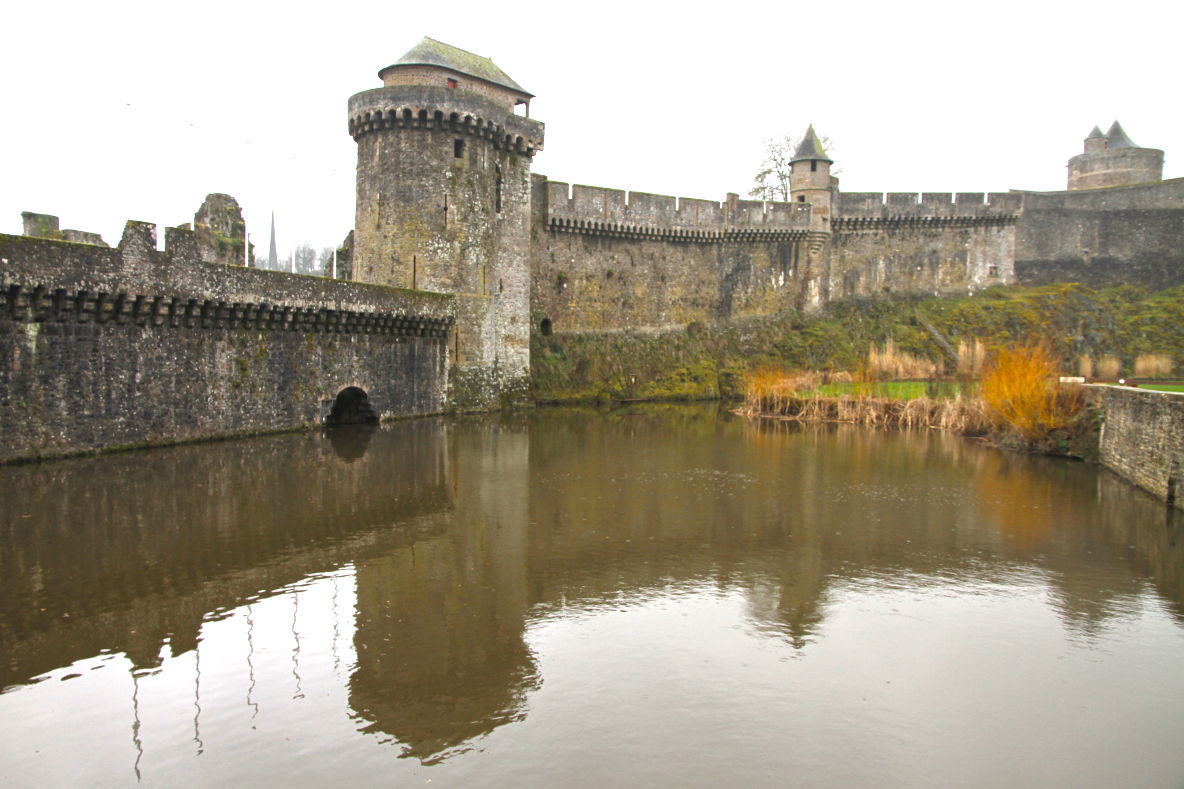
[[980, 342, 1081, 440]]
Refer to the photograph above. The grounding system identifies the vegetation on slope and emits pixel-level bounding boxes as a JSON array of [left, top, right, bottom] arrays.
[[530, 283, 1184, 404]]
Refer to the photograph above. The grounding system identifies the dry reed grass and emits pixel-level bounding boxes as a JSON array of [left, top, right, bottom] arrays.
[[740, 365, 992, 435], [956, 338, 987, 379], [866, 339, 939, 380], [979, 342, 1082, 440], [1095, 355, 1121, 379], [1134, 354, 1173, 378], [742, 339, 1085, 443]]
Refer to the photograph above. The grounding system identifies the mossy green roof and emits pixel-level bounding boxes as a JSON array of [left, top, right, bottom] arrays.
[[382, 37, 532, 98], [789, 125, 832, 164]]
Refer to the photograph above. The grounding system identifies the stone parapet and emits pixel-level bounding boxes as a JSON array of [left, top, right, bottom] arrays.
[[542, 181, 813, 242], [834, 191, 1023, 221]]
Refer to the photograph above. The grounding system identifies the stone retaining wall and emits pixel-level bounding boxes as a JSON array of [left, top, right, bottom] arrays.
[[1095, 385, 1184, 509]]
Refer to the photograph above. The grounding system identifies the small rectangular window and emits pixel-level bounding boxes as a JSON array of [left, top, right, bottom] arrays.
[[454, 139, 465, 159], [797, 195, 806, 203], [810, 161, 817, 172], [447, 78, 458, 89]]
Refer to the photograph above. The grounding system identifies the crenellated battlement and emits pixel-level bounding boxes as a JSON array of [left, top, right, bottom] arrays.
[[544, 181, 814, 243], [348, 86, 543, 155], [833, 191, 1022, 229]]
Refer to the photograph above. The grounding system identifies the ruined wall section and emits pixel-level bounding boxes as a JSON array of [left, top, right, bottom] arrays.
[[0, 225, 454, 463], [829, 192, 1021, 300], [1015, 179, 1184, 289], [531, 178, 822, 333]]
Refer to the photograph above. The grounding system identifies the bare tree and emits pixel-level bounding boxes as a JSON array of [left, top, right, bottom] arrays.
[[750, 132, 837, 202], [317, 246, 335, 277], [293, 243, 320, 276]]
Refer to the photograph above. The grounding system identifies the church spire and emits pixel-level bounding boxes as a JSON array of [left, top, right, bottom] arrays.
[[268, 212, 278, 270]]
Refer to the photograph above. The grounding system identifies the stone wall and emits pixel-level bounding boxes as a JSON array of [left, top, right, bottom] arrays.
[[1096, 386, 1184, 510], [529, 178, 1020, 334], [829, 191, 1019, 301], [0, 223, 454, 463], [530, 177, 823, 333], [1014, 179, 1184, 289]]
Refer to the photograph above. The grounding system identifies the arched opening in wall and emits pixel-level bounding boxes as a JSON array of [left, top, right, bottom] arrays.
[[540, 317, 552, 336], [325, 386, 379, 426]]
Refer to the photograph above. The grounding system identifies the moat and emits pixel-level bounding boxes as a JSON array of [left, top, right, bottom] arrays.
[[2, 406, 1183, 787]]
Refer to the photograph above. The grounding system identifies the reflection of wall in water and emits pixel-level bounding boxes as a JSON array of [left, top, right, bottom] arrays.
[[0, 421, 451, 691], [349, 418, 537, 762], [524, 410, 1184, 645]]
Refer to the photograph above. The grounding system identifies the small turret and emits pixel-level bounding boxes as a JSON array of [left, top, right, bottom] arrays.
[[1084, 126, 1107, 154], [789, 125, 834, 226]]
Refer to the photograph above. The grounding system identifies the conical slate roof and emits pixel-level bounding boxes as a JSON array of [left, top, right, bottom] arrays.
[[1106, 120, 1137, 149], [790, 125, 832, 164], [382, 37, 532, 97], [1086, 126, 1106, 140]]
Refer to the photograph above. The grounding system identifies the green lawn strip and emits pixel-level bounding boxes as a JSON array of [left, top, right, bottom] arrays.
[[805, 381, 975, 400]]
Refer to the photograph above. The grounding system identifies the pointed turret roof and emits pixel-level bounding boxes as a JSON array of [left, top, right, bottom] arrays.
[[790, 125, 833, 164], [381, 37, 532, 98], [1086, 126, 1106, 140], [1106, 120, 1137, 149]]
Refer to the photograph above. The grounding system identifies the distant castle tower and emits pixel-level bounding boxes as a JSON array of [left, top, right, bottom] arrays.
[[1067, 121, 1164, 190], [347, 37, 545, 408], [789, 125, 834, 229]]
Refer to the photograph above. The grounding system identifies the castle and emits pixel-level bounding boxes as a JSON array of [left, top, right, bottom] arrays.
[[1, 38, 1181, 461], [342, 38, 1181, 400]]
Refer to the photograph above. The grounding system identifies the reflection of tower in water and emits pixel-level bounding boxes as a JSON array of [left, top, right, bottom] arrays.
[[349, 420, 537, 762]]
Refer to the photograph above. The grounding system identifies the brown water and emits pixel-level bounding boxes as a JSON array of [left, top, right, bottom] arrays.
[[2, 405, 1183, 788]]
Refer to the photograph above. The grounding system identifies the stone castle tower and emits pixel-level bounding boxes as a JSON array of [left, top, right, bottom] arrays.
[[1067, 121, 1164, 190], [347, 38, 544, 408]]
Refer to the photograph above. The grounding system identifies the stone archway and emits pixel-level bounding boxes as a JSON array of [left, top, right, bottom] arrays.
[[324, 386, 379, 426]]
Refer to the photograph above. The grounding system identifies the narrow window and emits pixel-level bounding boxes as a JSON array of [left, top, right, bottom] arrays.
[[495, 164, 503, 213], [540, 318, 552, 336], [810, 161, 817, 172], [447, 78, 458, 89], [454, 139, 465, 158]]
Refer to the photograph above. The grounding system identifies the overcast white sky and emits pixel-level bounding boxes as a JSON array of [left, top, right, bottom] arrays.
[[2, 0, 1178, 261]]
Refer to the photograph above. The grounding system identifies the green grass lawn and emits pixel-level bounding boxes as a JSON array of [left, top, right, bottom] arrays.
[[1135, 383, 1184, 392], [805, 381, 976, 400]]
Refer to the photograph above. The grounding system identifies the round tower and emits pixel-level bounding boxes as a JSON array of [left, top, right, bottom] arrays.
[[789, 125, 834, 228], [1067, 121, 1163, 190], [347, 38, 545, 408]]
